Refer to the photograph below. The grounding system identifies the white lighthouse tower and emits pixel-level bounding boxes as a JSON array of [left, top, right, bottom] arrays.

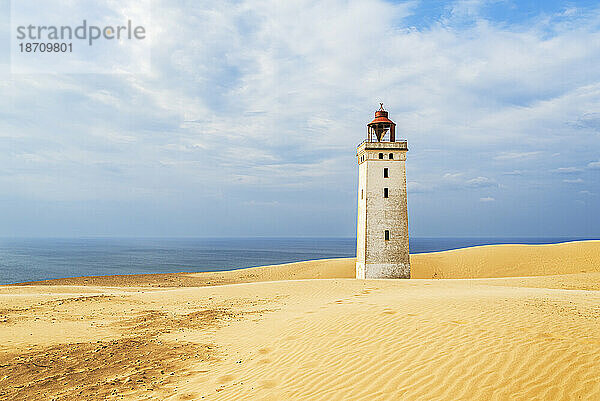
[[356, 104, 410, 279]]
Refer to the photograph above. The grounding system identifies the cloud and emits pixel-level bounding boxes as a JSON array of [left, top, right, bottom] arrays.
[[551, 167, 584, 174], [242, 200, 280, 207], [570, 112, 600, 131], [494, 152, 542, 161], [439, 173, 498, 191], [407, 181, 432, 193], [2, 0, 600, 236], [466, 176, 497, 188], [563, 178, 584, 183], [443, 172, 465, 180], [479, 196, 495, 202]]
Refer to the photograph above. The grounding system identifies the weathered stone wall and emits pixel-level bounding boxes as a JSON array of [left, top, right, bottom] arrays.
[[356, 142, 410, 279]]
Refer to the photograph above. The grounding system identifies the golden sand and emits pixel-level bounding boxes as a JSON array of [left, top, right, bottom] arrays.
[[1, 240, 599, 400]]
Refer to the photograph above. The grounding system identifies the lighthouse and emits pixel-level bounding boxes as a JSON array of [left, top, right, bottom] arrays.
[[356, 104, 410, 279]]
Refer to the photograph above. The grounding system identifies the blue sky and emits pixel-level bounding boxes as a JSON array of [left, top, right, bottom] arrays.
[[1, 0, 599, 237]]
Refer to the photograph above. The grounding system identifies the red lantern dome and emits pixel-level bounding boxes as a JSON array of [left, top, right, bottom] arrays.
[[367, 103, 396, 142]]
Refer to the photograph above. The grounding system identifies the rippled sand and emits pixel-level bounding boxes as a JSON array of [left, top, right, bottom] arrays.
[[1, 241, 599, 400]]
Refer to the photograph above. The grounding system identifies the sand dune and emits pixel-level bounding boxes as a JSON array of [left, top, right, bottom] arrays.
[[411, 240, 600, 279], [1, 240, 600, 400], [17, 257, 356, 288]]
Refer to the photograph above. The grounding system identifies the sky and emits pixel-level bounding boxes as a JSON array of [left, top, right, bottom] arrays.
[[1, 0, 599, 238]]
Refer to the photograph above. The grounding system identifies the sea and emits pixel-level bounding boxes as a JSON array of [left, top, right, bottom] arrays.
[[0, 237, 594, 285]]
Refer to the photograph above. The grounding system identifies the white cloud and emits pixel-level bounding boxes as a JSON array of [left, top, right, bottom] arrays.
[[2, 0, 600, 235], [563, 178, 584, 183], [466, 176, 497, 188], [571, 112, 600, 131], [561, 7, 578, 17], [443, 172, 465, 180], [479, 196, 495, 202], [438, 173, 498, 191], [551, 167, 584, 174], [242, 200, 280, 207], [407, 181, 432, 193], [494, 151, 541, 160]]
